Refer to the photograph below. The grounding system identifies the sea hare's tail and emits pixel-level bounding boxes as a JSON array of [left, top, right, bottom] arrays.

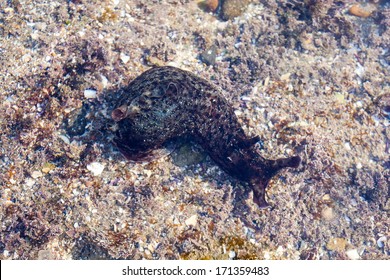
[[251, 155, 301, 209]]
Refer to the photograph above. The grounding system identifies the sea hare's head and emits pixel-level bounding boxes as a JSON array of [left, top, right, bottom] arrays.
[[112, 103, 143, 123], [112, 104, 128, 122]]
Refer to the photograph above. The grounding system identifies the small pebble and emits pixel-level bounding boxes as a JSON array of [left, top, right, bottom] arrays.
[[144, 249, 152, 256], [147, 244, 155, 253], [346, 249, 360, 260], [326, 238, 347, 252], [200, 0, 219, 12], [221, 0, 251, 20], [31, 170, 43, 179], [321, 207, 334, 221], [38, 250, 53, 260], [200, 45, 218, 66], [25, 178, 35, 187], [42, 162, 55, 173], [280, 72, 291, 81], [299, 32, 316, 51], [349, 4, 374, 18], [334, 92, 345, 103]]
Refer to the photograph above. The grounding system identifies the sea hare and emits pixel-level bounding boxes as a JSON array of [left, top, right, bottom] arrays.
[[112, 66, 300, 208]]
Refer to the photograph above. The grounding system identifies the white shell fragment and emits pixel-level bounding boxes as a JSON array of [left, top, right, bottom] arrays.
[[120, 52, 130, 64], [228, 250, 236, 259], [87, 162, 105, 176], [377, 236, 387, 248], [31, 170, 43, 179], [58, 134, 70, 145], [346, 249, 360, 260], [185, 214, 198, 227], [84, 89, 97, 99]]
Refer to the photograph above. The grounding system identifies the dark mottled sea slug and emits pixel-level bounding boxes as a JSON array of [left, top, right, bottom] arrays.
[[112, 66, 300, 208]]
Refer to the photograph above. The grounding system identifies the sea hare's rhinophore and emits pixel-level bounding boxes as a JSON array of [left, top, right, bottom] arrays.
[[112, 66, 300, 208]]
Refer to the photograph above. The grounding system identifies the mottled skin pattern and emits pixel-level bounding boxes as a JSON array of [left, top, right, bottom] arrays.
[[112, 66, 300, 208]]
